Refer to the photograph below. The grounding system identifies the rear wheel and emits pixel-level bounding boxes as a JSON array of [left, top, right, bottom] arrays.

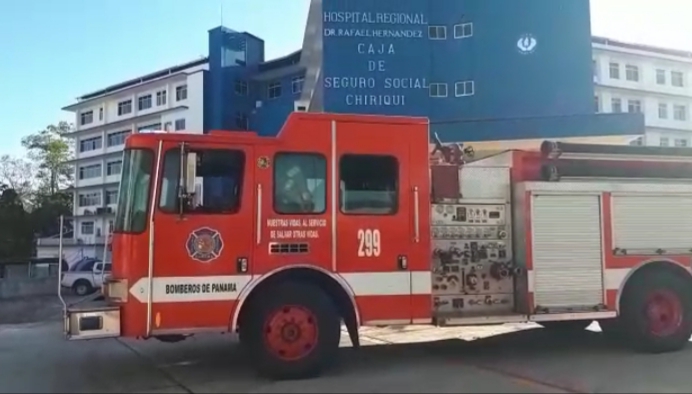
[[240, 282, 341, 380], [72, 280, 93, 296], [620, 269, 692, 353]]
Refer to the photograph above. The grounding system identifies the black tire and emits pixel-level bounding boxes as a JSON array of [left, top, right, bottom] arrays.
[[541, 319, 592, 331], [240, 281, 341, 380], [72, 280, 93, 296], [620, 269, 692, 353]]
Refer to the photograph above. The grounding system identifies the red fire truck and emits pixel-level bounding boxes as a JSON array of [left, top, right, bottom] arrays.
[[62, 113, 692, 380]]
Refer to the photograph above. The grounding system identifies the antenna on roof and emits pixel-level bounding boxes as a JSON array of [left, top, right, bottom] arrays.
[[220, 1, 223, 26]]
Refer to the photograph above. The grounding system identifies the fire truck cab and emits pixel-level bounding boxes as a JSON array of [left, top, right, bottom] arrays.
[[64, 112, 692, 380]]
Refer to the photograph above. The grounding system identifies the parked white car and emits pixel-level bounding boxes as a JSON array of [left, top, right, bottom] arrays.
[[61, 261, 111, 296]]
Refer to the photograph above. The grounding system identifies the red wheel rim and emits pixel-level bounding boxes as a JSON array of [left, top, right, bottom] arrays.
[[645, 290, 683, 337], [263, 305, 319, 361]]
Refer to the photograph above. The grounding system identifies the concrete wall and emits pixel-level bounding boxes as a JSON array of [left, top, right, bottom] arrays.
[[0, 277, 58, 300]]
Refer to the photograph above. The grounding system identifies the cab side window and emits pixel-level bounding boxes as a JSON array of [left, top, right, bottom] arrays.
[[159, 148, 245, 214], [339, 154, 398, 215], [273, 153, 327, 214]]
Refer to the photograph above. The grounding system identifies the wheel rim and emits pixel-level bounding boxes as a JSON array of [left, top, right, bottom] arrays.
[[263, 305, 319, 361], [77, 285, 86, 295], [645, 290, 683, 337]]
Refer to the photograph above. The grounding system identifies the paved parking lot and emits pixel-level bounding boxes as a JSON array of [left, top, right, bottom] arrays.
[[2, 315, 692, 394]]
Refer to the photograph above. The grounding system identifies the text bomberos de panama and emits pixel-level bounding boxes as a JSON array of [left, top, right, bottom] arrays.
[[165, 282, 237, 295], [267, 218, 327, 240]]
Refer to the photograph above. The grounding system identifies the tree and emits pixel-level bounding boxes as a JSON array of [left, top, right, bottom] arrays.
[[0, 185, 33, 261], [21, 121, 74, 196], [0, 155, 35, 204]]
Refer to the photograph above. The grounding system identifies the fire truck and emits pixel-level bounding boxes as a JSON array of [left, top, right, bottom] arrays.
[[62, 112, 692, 380]]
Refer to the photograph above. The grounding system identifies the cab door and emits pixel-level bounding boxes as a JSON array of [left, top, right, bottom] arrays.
[[148, 141, 255, 332], [334, 123, 416, 324]]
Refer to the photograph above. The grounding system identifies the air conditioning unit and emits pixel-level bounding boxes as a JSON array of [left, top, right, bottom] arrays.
[[294, 100, 308, 112]]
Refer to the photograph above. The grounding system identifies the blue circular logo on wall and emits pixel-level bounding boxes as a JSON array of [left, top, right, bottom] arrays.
[[517, 34, 537, 55]]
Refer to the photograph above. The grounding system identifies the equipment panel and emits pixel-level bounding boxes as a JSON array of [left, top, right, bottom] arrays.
[[431, 203, 518, 318], [432, 204, 506, 226]]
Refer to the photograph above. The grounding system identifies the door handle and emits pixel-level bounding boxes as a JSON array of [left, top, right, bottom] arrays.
[[397, 255, 408, 270], [237, 257, 249, 273]]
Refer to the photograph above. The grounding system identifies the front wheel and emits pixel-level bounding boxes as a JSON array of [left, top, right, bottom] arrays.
[[240, 282, 341, 380], [620, 269, 692, 353]]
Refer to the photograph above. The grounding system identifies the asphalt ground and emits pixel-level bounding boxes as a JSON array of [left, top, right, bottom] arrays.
[[1, 297, 691, 393]]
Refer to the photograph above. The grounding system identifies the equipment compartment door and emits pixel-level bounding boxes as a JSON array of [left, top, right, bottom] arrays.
[[530, 194, 605, 312], [334, 123, 418, 324], [148, 141, 255, 332]]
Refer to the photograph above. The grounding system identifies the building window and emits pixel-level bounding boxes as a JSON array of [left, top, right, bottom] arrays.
[[138, 123, 162, 132], [108, 220, 114, 233], [609, 62, 620, 79], [672, 71, 685, 87], [174, 119, 186, 131], [611, 98, 622, 113], [81, 221, 95, 235], [658, 103, 668, 119], [79, 136, 102, 153], [627, 99, 642, 113], [656, 69, 666, 85], [80, 110, 93, 126], [660, 137, 670, 147], [429, 83, 448, 98], [273, 153, 327, 214], [454, 80, 474, 97], [117, 100, 132, 116], [339, 154, 398, 215], [292, 76, 304, 94], [105, 190, 118, 205], [592, 60, 598, 81], [106, 160, 122, 176], [107, 130, 130, 147], [625, 65, 639, 82], [268, 81, 282, 99], [98, 108, 104, 121], [675, 138, 688, 147], [79, 164, 102, 180], [159, 148, 246, 214], [594, 96, 600, 113], [235, 79, 248, 96], [138, 94, 152, 111], [428, 26, 447, 40], [235, 112, 249, 130], [78, 192, 101, 207], [175, 85, 188, 101], [674, 104, 687, 121], [156, 90, 167, 106], [453, 23, 473, 39]]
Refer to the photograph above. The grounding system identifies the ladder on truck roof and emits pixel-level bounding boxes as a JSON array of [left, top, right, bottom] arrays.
[[539, 140, 692, 182]]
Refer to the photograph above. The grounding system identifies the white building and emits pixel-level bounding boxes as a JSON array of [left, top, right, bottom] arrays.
[[592, 36, 692, 147], [36, 58, 208, 265]]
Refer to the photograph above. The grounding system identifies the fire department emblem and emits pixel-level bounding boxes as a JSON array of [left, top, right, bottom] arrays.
[[186, 227, 224, 263], [257, 156, 270, 169]]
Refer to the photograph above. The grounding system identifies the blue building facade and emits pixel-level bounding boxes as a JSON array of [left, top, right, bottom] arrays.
[[205, 0, 643, 142]]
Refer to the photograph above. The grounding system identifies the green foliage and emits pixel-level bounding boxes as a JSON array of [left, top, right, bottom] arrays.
[[21, 121, 74, 196], [0, 122, 76, 260], [0, 185, 34, 261]]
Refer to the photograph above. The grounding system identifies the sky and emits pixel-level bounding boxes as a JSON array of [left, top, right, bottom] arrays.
[[0, 0, 689, 157]]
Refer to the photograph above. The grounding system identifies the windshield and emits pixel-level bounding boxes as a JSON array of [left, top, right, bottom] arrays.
[[114, 148, 154, 233]]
